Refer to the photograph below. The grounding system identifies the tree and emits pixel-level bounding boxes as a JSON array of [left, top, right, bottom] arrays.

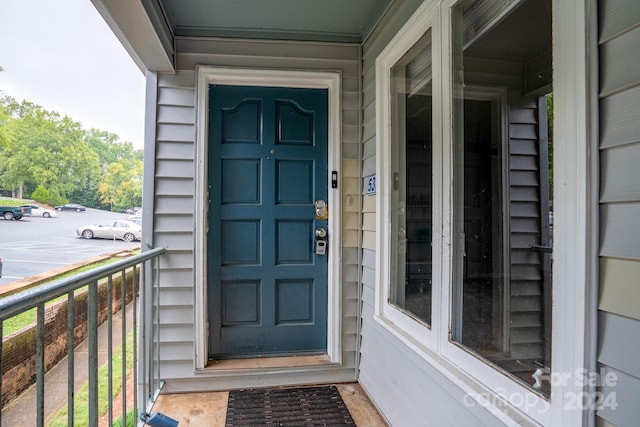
[[0, 93, 144, 209], [81, 129, 143, 209], [0, 96, 10, 150], [31, 184, 61, 205], [98, 157, 143, 212], [0, 100, 101, 201], [0, 68, 9, 150], [85, 129, 142, 165]]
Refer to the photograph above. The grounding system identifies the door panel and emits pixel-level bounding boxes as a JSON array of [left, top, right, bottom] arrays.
[[208, 85, 328, 358]]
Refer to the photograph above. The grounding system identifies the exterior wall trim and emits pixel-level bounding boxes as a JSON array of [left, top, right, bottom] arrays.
[[142, 70, 159, 252], [550, 0, 599, 425], [193, 66, 343, 369], [91, 0, 174, 72]]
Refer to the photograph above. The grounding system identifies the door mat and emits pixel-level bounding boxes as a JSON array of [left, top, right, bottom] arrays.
[[225, 385, 356, 426]]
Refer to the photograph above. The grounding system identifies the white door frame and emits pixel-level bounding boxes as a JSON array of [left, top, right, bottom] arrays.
[[194, 66, 343, 369]]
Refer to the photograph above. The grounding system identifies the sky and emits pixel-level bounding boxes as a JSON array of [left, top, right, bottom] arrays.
[[0, 0, 146, 149]]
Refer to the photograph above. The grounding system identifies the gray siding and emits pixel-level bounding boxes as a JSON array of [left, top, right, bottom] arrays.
[[152, 38, 362, 391], [597, 0, 640, 425], [153, 72, 197, 384]]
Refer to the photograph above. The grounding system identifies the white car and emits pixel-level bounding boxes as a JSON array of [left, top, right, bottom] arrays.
[[20, 204, 58, 218], [76, 220, 142, 242], [125, 214, 142, 225]]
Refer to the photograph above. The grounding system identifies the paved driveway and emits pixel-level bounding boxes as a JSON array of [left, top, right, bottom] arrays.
[[0, 207, 139, 285]]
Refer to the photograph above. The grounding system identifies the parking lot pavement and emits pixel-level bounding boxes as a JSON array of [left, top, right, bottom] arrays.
[[0, 241, 138, 283], [0, 208, 140, 285]]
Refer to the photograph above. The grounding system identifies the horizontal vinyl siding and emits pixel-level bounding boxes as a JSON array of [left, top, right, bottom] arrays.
[[361, 195, 376, 251], [154, 39, 361, 387], [599, 257, 640, 320], [599, 0, 640, 42], [600, 203, 640, 259], [597, 1, 640, 425], [599, 85, 640, 149], [600, 143, 640, 202], [599, 25, 640, 96], [596, 365, 640, 427], [598, 311, 640, 378], [153, 72, 197, 379]]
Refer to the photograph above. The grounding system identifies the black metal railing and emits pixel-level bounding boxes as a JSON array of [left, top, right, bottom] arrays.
[[0, 247, 165, 427]]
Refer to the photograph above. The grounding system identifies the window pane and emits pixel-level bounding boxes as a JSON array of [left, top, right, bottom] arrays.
[[451, 0, 553, 396], [389, 30, 433, 326]]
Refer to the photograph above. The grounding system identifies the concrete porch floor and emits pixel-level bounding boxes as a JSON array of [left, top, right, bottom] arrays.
[[151, 382, 388, 426]]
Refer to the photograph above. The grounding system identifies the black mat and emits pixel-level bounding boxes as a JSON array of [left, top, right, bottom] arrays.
[[225, 385, 356, 426]]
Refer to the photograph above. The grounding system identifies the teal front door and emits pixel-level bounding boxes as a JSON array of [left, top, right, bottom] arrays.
[[207, 85, 328, 358]]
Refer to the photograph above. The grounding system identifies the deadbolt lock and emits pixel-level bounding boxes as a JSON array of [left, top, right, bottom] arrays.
[[315, 199, 328, 220]]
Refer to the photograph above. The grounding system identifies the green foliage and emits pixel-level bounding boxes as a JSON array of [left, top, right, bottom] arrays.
[[2, 309, 37, 337], [99, 158, 144, 212], [85, 129, 142, 166], [31, 185, 53, 205], [113, 409, 137, 427], [0, 96, 143, 209], [0, 99, 9, 149], [0, 198, 28, 207]]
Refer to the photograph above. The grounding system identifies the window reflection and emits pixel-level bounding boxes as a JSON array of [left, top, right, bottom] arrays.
[[451, 0, 553, 396], [390, 30, 433, 326]]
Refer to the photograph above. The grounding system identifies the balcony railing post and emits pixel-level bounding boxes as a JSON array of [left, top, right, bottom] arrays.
[[107, 275, 113, 425], [133, 263, 139, 422], [139, 256, 159, 415], [88, 280, 99, 427], [36, 303, 45, 427], [121, 268, 127, 425], [138, 260, 148, 416], [66, 291, 75, 427]]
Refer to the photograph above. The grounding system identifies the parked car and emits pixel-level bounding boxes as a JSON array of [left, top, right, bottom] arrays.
[[0, 256, 3, 278], [20, 204, 58, 218], [55, 203, 86, 212], [0, 205, 31, 220], [76, 220, 142, 242], [126, 215, 142, 226]]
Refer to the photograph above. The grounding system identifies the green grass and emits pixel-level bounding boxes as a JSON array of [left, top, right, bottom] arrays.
[[112, 409, 137, 427], [46, 331, 135, 427], [0, 198, 30, 207], [2, 258, 128, 337]]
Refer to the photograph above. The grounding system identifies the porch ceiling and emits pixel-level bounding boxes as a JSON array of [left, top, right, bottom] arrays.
[[158, 0, 393, 43], [92, 0, 392, 72]]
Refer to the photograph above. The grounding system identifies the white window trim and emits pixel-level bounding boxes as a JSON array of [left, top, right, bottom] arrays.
[[375, 1, 595, 426], [194, 67, 343, 369], [375, 0, 442, 350]]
